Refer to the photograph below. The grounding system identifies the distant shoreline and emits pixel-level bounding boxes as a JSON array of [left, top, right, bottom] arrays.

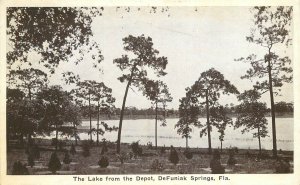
[[81, 112, 293, 121]]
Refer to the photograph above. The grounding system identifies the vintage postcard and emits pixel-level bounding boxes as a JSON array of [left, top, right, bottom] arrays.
[[0, 0, 299, 185]]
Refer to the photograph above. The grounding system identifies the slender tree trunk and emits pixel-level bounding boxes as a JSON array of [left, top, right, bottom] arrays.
[[117, 69, 135, 153], [20, 133, 24, 146], [267, 49, 277, 158], [221, 141, 223, 153], [55, 124, 58, 151], [155, 100, 158, 150], [206, 89, 212, 154], [97, 102, 100, 146], [186, 136, 188, 149], [89, 93, 92, 142], [258, 126, 262, 155], [74, 123, 77, 146], [27, 87, 32, 145], [28, 87, 32, 101]]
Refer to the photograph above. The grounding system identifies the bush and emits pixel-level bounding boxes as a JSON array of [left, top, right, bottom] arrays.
[[51, 138, 58, 146], [70, 143, 76, 155], [160, 145, 166, 154], [210, 150, 224, 174], [184, 150, 193, 159], [151, 159, 164, 172], [131, 141, 143, 157], [27, 153, 34, 167], [227, 150, 237, 166], [210, 159, 225, 174], [258, 152, 271, 160], [12, 161, 29, 175], [101, 140, 108, 155], [147, 142, 153, 149], [58, 141, 66, 151], [31, 144, 40, 159], [98, 156, 109, 168], [275, 158, 290, 173], [245, 150, 252, 158], [48, 152, 61, 174], [63, 152, 72, 164], [82, 141, 90, 157], [117, 152, 128, 164], [128, 152, 134, 159], [212, 150, 221, 160], [169, 146, 179, 165]]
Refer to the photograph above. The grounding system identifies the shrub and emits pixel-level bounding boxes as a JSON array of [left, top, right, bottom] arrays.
[[258, 152, 271, 160], [101, 140, 108, 155], [233, 147, 239, 154], [117, 152, 128, 164], [70, 143, 76, 155], [210, 150, 224, 174], [63, 152, 72, 164], [128, 152, 134, 159], [147, 142, 153, 149], [169, 146, 179, 165], [30, 144, 40, 159], [151, 159, 164, 172], [58, 141, 66, 151], [51, 138, 58, 146], [82, 141, 90, 157], [210, 158, 225, 174], [212, 150, 221, 160], [98, 156, 109, 168], [27, 153, 34, 167], [160, 145, 166, 154], [275, 158, 290, 173], [48, 152, 61, 174], [227, 150, 237, 166], [12, 161, 29, 175], [184, 150, 193, 159], [245, 150, 252, 158], [131, 141, 143, 157]]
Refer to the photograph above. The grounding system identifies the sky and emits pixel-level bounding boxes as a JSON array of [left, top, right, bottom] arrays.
[[11, 6, 294, 109]]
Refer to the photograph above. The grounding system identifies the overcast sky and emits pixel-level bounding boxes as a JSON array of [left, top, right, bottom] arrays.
[[25, 6, 294, 109]]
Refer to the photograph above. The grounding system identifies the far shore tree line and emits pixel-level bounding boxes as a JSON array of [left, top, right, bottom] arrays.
[[6, 6, 292, 157], [78, 101, 293, 119]]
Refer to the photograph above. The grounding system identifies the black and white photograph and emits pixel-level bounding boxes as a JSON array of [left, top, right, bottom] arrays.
[[1, 1, 300, 184]]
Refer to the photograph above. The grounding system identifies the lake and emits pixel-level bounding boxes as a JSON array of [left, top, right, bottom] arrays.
[[76, 117, 293, 151]]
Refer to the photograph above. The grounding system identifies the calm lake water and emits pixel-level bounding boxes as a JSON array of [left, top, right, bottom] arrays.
[[75, 117, 293, 151]]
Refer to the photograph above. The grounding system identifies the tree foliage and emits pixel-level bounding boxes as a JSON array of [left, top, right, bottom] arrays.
[[7, 7, 104, 72], [175, 96, 200, 142], [235, 90, 269, 153], [7, 68, 48, 100], [187, 68, 239, 137]]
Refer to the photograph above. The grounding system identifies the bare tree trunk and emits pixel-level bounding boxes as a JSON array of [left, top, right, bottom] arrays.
[[155, 101, 158, 150], [27, 87, 32, 145], [221, 141, 223, 153], [117, 70, 134, 153], [97, 102, 100, 146], [74, 123, 77, 146], [258, 126, 262, 155], [89, 93, 92, 142], [206, 89, 212, 154], [186, 136, 188, 149], [267, 49, 277, 158], [55, 124, 58, 151]]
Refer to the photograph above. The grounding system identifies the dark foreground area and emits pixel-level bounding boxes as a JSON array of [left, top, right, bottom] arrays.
[[7, 139, 293, 175]]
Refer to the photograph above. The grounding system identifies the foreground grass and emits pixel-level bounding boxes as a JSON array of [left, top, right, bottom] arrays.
[[7, 142, 293, 175]]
